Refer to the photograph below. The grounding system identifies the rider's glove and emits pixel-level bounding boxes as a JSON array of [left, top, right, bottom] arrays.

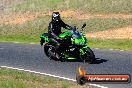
[[40, 39, 44, 46]]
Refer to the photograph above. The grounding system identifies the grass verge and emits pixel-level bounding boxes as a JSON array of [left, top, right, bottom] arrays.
[[0, 35, 132, 50], [0, 68, 90, 88], [88, 38, 132, 50], [1, 16, 132, 34], [9, 0, 132, 14], [66, 18, 132, 33]]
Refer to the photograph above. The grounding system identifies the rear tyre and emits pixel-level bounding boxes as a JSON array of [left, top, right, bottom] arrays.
[[59, 53, 66, 62], [44, 43, 57, 60]]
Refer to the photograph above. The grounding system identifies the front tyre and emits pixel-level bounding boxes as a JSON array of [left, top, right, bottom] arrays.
[[82, 47, 95, 63]]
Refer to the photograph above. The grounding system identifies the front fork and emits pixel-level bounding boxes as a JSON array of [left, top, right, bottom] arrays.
[[40, 35, 49, 46], [79, 45, 88, 55], [79, 45, 88, 62]]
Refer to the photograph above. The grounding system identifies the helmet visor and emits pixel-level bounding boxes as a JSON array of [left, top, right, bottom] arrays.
[[52, 13, 60, 21]]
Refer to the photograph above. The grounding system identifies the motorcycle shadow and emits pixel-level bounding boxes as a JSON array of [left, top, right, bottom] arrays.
[[68, 58, 108, 64], [51, 58, 84, 62], [53, 58, 108, 64], [90, 58, 108, 64]]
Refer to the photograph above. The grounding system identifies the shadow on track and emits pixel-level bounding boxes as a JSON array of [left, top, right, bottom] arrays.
[[51, 58, 108, 64], [90, 58, 108, 64]]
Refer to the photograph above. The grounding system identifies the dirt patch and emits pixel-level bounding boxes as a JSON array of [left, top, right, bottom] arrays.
[[0, 0, 25, 11], [1, 9, 132, 39], [0, 11, 47, 24], [85, 26, 132, 39], [1, 9, 132, 24], [59, 9, 132, 19], [1, 12, 35, 24]]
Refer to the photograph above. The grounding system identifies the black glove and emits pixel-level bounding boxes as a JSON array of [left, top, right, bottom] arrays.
[[40, 39, 44, 46]]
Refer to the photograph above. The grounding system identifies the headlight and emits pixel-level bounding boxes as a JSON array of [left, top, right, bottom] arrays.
[[79, 42, 83, 45], [71, 38, 85, 45], [75, 42, 84, 45]]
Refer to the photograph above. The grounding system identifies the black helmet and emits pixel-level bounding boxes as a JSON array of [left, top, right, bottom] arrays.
[[52, 12, 61, 22]]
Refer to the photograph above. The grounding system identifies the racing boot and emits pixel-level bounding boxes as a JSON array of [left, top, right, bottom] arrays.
[[55, 43, 61, 59], [55, 43, 66, 62]]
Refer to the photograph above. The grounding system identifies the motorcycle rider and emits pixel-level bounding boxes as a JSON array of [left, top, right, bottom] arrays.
[[42, 12, 72, 54]]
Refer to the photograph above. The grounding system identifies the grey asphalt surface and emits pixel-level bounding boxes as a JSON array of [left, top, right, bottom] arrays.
[[0, 42, 132, 88]]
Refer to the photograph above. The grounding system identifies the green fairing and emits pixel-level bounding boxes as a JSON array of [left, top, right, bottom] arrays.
[[40, 35, 45, 39], [83, 45, 88, 49], [59, 31, 72, 38], [67, 57, 76, 60], [40, 35, 49, 42], [59, 30, 88, 55], [45, 37, 49, 42], [71, 35, 87, 45], [64, 53, 76, 59], [79, 46, 88, 55], [80, 48, 85, 55], [39, 26, 94, 61]]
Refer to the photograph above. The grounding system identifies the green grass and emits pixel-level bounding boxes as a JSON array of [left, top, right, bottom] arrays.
[[10, 0, 66, 12], [9, 0, 132, 14], [0, 68, 89, 88], [0, 35, 132, 50], [1, 16, 132, 35], [0, 35, 38, 43], [68, 0, 132, 14], [66, 18, 132, 33], [88, 38, 132, 50]]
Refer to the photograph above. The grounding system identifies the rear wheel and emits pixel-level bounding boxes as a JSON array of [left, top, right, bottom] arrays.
[[59, 53, 66, 62], [44, 43, 57, 60], [81, 47, 95, 63]]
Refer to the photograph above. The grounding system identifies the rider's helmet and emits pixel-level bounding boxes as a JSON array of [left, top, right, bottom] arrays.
[[52, 12, 61, 22]]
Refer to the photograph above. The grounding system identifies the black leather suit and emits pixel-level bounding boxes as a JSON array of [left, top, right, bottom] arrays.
[[48, 20, 71, 51]]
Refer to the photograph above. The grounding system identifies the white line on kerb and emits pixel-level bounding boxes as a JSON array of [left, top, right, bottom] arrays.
[[14, 42, 19, 43], [0, 66, 75, 81], [30, 43, 36, 44], [95, 48, 99, 50], [0, 66, 108, 88], [94, 48, 125, 52], [120, 50, 124, 51], [109, 49, 113, 51], [89, 84, 108, 88]]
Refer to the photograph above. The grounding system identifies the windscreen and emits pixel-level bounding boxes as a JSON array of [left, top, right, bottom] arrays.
[[71, 30, 82, 39]]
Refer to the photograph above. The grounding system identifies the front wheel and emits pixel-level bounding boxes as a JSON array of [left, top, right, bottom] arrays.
[[81, 47, 95, 63]]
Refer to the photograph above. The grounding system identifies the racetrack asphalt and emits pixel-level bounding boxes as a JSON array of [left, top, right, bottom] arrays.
[[0, 42, 132, 88]]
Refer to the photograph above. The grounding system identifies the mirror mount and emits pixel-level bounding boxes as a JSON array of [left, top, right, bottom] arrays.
[[73, 26, 77, 31]]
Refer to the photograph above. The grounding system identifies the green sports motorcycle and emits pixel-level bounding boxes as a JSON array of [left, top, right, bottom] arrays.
[[40, 24, 95, 63]]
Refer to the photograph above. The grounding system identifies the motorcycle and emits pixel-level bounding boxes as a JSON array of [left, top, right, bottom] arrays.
[[40, 23, 95, 63]]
